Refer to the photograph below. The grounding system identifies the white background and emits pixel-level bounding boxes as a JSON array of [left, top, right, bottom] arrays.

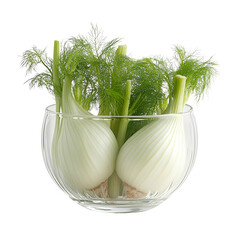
[[0, 0, 239, 239]]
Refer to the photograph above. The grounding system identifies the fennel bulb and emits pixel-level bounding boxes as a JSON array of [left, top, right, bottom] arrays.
[[52, 76, 118, 193], [116, 75, 187, 196], [116, 116, 186, 195]]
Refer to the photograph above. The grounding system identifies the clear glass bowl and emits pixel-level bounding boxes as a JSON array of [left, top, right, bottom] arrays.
[[42, 104, 197, 213]]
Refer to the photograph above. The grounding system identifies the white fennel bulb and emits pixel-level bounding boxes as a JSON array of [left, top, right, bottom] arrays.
[[116, 75, 187, 195], [52, 76, 118, 193], [116, 116, 186, 194]]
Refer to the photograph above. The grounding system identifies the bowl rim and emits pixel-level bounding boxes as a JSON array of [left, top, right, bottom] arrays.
[[45, 104, 193, 119]]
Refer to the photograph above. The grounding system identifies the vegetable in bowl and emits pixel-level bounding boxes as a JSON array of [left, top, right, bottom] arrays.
[[21, 25, 217, 210]]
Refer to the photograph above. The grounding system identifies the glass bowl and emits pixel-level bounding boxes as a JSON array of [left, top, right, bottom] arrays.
[[41, 104, 197, 213]]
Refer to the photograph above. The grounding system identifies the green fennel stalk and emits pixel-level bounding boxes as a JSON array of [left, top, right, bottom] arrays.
[[52, 41, 61, 139], [116, 80, 132, 148], [164, 75, 186, 114], [108, 79, 132, 198], [110, 45, 129, 136]]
